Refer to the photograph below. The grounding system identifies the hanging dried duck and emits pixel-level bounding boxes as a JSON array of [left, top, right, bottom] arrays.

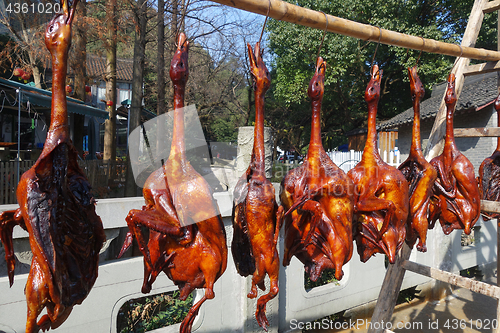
[[347, 65, 409, 264], [231, 41, 282, 332], [429, 73, 480, 234], [398, 67, 437, 252], [119, 33, 227, 333], [0, 1, 106, 331], [280, 57, 354, 281], [478, 93, 500, 221]]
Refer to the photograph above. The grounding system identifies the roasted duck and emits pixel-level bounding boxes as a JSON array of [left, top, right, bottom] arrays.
[[0, 1, 106, 331], [119, 33, 227, 333], [280, 57, 354, 282], [232, 42, 281, 331], [347, 65, 409, 264], [478, 93, 500, 221], [398, 67, 437, 252], [429, 73, 480, 234]]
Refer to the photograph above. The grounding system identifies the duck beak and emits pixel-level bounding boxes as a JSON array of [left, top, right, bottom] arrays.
[[316, 57, 326, 76], [176, 32, 189, 51]]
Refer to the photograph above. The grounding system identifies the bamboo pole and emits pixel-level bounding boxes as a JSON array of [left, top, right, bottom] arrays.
[[210, 0, 500, 61]]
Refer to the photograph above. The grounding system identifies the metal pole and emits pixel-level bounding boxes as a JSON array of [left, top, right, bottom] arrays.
[[127, 105, 130, 152], [16, 88, 21, 185]]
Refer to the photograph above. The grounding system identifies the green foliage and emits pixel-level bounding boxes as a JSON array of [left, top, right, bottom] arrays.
[[460, 265, 483, 280], [304, 268, 338, 290], [210, 116, 239, 142], [271, 162, 298, 183], [117, 291, 194, 333], [266, 0, 495, 153], [396, 286, 419, 304]]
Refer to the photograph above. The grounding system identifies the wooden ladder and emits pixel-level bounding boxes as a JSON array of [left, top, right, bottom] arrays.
[[368, 1, 500, 332]]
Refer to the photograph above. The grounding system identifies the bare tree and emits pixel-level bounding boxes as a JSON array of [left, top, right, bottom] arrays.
[[155, 0, 167, 157], [0, 0, 54, 87], [71, 0, 87, 157], [157, 0, 166, 117], [103, 0, 118, 163], [125, 0, 148, 197]]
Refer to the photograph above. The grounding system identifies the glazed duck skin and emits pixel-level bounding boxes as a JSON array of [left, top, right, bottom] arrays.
[[429, 73, 480, 234], [119, 33, 227, 333], [231, 42, 282, 332], [398, 67, 437, 252], [478, 93, 500, 221], [0, 1, 105, 331], [347, 65, 409, 264], [280, 57, 354, 282]]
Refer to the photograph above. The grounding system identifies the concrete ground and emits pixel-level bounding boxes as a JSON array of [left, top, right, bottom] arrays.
[[308, 265, 498, 333]]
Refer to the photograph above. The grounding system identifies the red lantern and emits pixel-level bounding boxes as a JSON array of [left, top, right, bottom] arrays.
[[66, 85, 73, 94], [21, 72, 31, 81], [106, 100, 114, 106], [85, 85, 91, 93], [13, 68, 24, 77]]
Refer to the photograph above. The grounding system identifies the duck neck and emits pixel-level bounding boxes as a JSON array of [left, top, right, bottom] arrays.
[[251, 89, 265, 174], [169, 83, 186, 162], [309, 99, 323, 150], [444, 103, 457, 153], [364, 100, 380, 159], [410, 98, 422, 154], [48, 51, 69, 136]]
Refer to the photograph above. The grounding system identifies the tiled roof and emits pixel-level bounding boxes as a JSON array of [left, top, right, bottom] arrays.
[[379, 71, 498, 130], [85, 54, 133, 82], [44, 54, 133, 83]]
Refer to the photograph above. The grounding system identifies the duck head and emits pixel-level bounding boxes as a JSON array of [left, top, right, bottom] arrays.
[[170, 32, 190, 86], [408, 66, 425, 102], [308, 57, 326, 101], [444, 73, 457, 107], [44, 0, 78, 57], [365, 65, 382, 104], [247, 42, 270, 93]]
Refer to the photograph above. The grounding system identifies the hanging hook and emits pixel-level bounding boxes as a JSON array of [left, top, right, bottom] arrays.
[[370, 26, 382, 74], [416, 36, 424, 66], [316, 11, 329, 60], [258, 0, 271, 46]]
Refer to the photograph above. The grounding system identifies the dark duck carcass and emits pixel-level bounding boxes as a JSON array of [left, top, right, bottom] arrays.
[[478, 93, 500, 221], [398, 66, 437, 252], [231, 41, 282, 331], [0, 0, 105, 331]]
